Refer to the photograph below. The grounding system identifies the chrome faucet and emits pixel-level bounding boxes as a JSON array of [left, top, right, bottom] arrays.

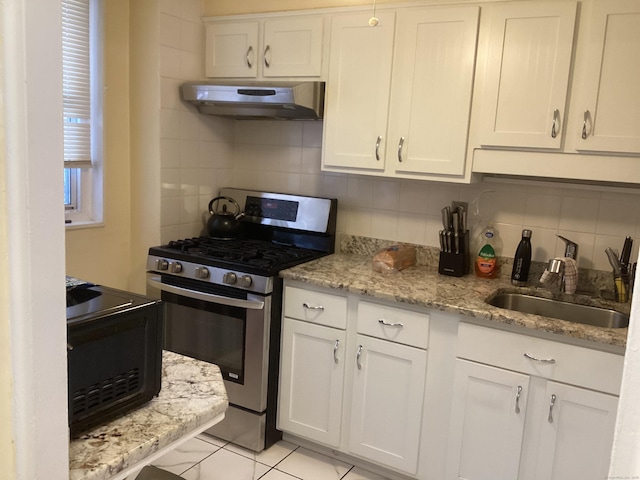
[[541, 235, 579, 294], [557, 234, 578, 260]]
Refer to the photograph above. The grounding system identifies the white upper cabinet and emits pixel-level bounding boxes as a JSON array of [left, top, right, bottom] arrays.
[[323, 6, 479, 181], [205, 21, 259, 78], [573, 0, 640, 154], [478, 2, 577, 149], [204, 16, 324, 79], [323, 12, 396, 172], [388, 7, 479, 176]]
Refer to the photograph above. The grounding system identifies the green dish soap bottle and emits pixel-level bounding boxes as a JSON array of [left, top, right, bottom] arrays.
[[475, 225, 499, 278]]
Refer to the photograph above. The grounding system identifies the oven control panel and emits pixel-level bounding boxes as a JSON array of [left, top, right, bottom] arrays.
[[146, 255, 272, 294], [220, 188, 337, 234]]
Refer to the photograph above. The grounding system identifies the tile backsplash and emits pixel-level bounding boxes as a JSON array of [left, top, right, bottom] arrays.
[[227, 120, 639, 273], [158, 2, 640, 274]]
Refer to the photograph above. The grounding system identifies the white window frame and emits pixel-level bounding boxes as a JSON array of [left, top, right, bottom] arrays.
[[63, 0, 104, 226]]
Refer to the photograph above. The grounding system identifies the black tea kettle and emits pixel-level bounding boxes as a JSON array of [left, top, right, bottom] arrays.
[[205, 196, 245, 239]]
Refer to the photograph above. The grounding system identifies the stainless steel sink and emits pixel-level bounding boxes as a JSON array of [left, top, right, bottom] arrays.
[[487, 292, 629, 328]]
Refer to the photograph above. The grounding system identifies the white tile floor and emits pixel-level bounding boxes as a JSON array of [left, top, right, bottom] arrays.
[[150, 434, 391, 480]]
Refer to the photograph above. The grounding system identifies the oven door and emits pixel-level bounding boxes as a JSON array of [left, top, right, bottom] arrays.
[[147, 274, 271, 413]]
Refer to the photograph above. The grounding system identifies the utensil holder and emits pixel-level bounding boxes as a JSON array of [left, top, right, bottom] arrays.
[[439, 231, 470, 277]]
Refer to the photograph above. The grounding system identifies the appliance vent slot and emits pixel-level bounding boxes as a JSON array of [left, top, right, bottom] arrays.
[[72, 368, 141, 416]]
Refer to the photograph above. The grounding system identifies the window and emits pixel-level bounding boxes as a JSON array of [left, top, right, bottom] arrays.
[[62, 0, 103, 224]]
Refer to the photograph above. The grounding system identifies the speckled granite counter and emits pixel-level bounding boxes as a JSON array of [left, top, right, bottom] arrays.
[[69, 351, 228, 480], [280, 254, 629, 350]]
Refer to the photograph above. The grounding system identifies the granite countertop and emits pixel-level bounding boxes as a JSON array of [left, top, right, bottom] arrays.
[[280, 253, 630, 350], [69, 351, 228, 480]]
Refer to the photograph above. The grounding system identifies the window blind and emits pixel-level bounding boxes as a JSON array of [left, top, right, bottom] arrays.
[[62, 0, 92, 168]]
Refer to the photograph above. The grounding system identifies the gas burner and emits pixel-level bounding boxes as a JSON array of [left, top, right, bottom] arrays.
[[157, 236, 322, 275]]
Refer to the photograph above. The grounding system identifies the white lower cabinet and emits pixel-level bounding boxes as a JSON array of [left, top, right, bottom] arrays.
[[278, 286, 347, 448], [278, 284, 429, 476], [447, 359, 530, 480], [349, 331, 428, 473], [278, 318, 346, 447], [446, 323, 621, 480], [279, 284, 623, 480]]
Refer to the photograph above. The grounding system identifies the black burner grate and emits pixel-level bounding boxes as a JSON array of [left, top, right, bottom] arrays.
[[164, 237, 320, 272]]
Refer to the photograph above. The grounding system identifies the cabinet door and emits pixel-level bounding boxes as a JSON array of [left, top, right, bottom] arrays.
[[205, 22, 259, 78], [446, 359, 530, 480], [532, 381, 618, 480], [278, 318, 346, 447], [388, 6, 479, 176], [479, 2, 577, 149], [262, 16, 324, 77], [322, 12, 395, 171], [575, 0, 640, 154], [348, 334, 427, 475]]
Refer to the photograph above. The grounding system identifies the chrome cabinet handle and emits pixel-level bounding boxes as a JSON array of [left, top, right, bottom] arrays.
[[356, 345, 363, 370], [303, 302, 324, 311], [246, 46, 254, 68], [515, 385, 523, 414], [397, 137, 405, 162], [582, 110, 590, 139], [551, 109, 560, 138], [264, 45, 271, 68], [375, 136, 382, 161], [378, 318, 404, 328], [333, 339, 340, 364], [524, 352, 556, 364], [548, 394, 557, 423]]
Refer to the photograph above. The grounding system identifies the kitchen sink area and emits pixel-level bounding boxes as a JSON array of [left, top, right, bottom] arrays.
[[486, 289, 630, 329]]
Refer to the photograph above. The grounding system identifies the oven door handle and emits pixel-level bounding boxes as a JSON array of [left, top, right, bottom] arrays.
[[147, 276, 265, 310]]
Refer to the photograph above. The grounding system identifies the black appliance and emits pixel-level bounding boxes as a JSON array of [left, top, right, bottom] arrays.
[[146, 188, 337, 452], [66, 278, 164, 436]]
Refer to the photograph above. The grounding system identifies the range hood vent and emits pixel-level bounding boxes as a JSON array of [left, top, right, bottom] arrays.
[[180, 81, 325, 120]]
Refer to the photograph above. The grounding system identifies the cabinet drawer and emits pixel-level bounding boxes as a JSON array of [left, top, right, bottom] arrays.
[[284, 286, 347, 329], [357, 301, 429, 349], [457, 323, 623, 395]]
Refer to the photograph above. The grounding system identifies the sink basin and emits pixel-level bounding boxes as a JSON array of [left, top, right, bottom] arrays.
[[487, 292, 629, 328]]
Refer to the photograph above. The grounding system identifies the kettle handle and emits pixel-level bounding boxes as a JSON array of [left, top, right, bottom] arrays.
[[208, 196, 241, 216]]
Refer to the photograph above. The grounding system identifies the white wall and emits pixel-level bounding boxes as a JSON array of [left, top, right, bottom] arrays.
[[158, 0, 235, 245], [1, 0, 68, 478], [156, 115, 640, 273], [231, 121, 640, 272], [65, 0, 134, 291]]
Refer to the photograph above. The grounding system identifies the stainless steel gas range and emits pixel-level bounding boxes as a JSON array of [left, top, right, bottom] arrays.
[[146, 188, 337, 452]]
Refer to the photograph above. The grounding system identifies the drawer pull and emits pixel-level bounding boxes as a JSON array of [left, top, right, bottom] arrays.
[[378, 318, 404, 328], [524, 352, 556, 364], [303, 303, 325, 311], [356, 345, 363, 370], [548, 394, 557, 423], [515, 385, 523, 414], [333, 339, 340, 364]]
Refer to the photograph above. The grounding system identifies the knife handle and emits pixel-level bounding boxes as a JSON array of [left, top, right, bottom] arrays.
[[620, 236, 633, 266]]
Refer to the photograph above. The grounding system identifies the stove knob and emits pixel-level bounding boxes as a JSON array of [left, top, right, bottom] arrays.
[[169, 262, 183, 273], [155, 259, 169, 271], [195, 267, 210, 279], [239, 275, 253, 288], [223, 272, 237, 285]]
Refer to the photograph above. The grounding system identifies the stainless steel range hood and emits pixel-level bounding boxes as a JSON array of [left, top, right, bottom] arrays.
[[180, 81, 325, 120]]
